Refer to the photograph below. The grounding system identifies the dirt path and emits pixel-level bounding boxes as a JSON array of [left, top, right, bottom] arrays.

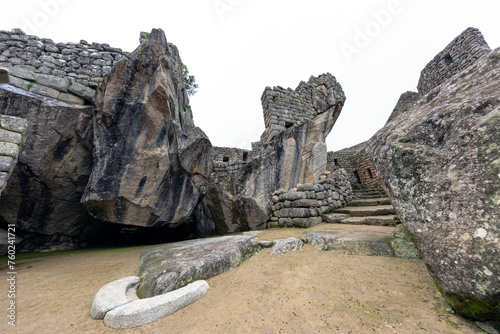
[[0, 227, 482, 334]]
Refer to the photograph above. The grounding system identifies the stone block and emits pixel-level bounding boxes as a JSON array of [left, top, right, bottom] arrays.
[[291, 199, 320, 208], [0, 156, 14, 172], [103, 280, 209, 329], [0, 128, 22, 145], [90, 276, 140, 320], [68, 82, 95, 102], [34, 73, 70, 92], [0, 115, 28, 135], [0, 142, 19, 158], [8, 75, 31, 90], [58, 92, 85, 105], [10, 66, 35, 80], [293, 217, 322, 228], [29, 83, 60, 99]]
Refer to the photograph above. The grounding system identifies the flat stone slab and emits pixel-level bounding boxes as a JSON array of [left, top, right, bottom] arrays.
[[270, 237, 304, 255], [135, 235, 259, 298], [341, 215, 396, 226], [104, 280, 209, 329], [351, 198, 391, 206], [90, 276, 140, 319], [334, 205, 396, 217], [306, 226, 395, 257], [323, 213, 350, 224]]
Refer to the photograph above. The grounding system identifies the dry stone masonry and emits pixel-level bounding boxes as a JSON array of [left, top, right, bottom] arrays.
[[0, 114, 27, 196], [268, 169, 353, 228], [0, 28, 128, 104], [261, 73, 344, 143], [327, 142, 381, 190], [417, 27, 491, 95], [211, 146, 253, 182]]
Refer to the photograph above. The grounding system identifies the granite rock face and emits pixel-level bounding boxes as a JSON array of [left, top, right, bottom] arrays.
[[135, 235, 259, 298], [81, 29, 213, 231], [0, 85, 103, 243], [208, 74, 345, 232], [367, 48, 500, 321]]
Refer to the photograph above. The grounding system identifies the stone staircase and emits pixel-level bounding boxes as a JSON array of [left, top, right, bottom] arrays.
[[326, 187, 399, 226]]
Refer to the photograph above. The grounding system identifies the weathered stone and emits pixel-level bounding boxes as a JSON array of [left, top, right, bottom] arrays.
[[82, 29, 213, 231], [307, 228, 394, 256], [0, 142, 19, 158], [90, 276, 140, 320], [0, 85, 99, 240], [104, 280, 209, 329], [259, 240, 274, 248], [207, 74, 345, 232], [270, 237, 303, 255], [57, 92, 85, 105], [367, 46, 500, 321], [0, 156, 13, 172], [322, 213, 350, 224], [0, 128, 22, 145], [68, 82, 95, 102], [135, 235, 259, 298], [33, 73, 70, 92], [0, 114, 28, 135], [29, 83, 60, 99], [292, 217, 322, 228]]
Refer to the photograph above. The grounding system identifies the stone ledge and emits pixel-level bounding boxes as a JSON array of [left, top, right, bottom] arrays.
[[103, 280, 209, 329], [89, 276, 140, 320]]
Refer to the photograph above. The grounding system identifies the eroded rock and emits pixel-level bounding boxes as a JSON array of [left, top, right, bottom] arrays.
[[81, 29, 213, 231], [367, 47, 500, 321], [135, 235, 259, 298]]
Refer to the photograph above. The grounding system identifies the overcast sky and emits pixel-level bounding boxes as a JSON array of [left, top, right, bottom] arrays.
[[2, 0, 499, 151]]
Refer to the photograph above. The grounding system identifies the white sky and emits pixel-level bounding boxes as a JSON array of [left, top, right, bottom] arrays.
[[2, 0, 500, 151]]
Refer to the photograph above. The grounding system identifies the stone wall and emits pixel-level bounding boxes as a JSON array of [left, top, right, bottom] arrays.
[[0, 28, 128, 105], [327, 142, 381, 190], [261, 73, 344, 143], [417, 27, 491, 95], [0, 115, 27, 196], [211, 146, 254, 182], [386, 91, 420, 123], [268, 169, 353, 228]]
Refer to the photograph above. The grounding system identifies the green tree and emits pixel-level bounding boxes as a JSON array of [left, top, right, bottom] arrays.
[[182, 63, 198, 96]]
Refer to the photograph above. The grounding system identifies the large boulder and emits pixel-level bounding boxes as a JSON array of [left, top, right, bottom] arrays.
[[81, 29, 213, 231], [135, 235, 259, 298], [367, 48, 500, 321], [208, 74, 345, 231], [0, 85, 104, 245]]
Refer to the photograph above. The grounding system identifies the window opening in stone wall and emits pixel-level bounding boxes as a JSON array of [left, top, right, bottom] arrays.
[[442, 53, 453, 65], [367, 168, 373, 179], [242, 152, 248, 161], [334, 158, 339, 166], [353, 170, 362, 184], [285, 121, 294, 129], [223, 156, 229, 162]]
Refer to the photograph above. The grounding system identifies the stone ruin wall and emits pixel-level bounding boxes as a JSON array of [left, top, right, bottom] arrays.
[[268, 169, 353, 228], [327, 143, 381, 191], [0, 28, 128, 105], [260, 74, 341, 144], [417, 27, 491, 95], [211, 146, 254, 182], [0, 115, 27, 197]]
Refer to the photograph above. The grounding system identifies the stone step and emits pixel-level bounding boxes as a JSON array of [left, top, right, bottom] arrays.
[[306, 225, 395, 257], [351, 198, 391, 206], [340, 215, 396, 226], [334, 205, 396, 217], [354, 193, 387, 199]]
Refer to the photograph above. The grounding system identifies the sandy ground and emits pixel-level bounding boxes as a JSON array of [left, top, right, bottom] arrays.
[[0, 225, 483, 334]]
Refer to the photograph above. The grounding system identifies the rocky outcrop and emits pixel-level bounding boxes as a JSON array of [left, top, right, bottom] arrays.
[[208, 74, 345, 232], [135, 235, 259, 298], [367, 47, 500, 321], [81, 29, 213, 232], [0, 84, 106, 247]]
